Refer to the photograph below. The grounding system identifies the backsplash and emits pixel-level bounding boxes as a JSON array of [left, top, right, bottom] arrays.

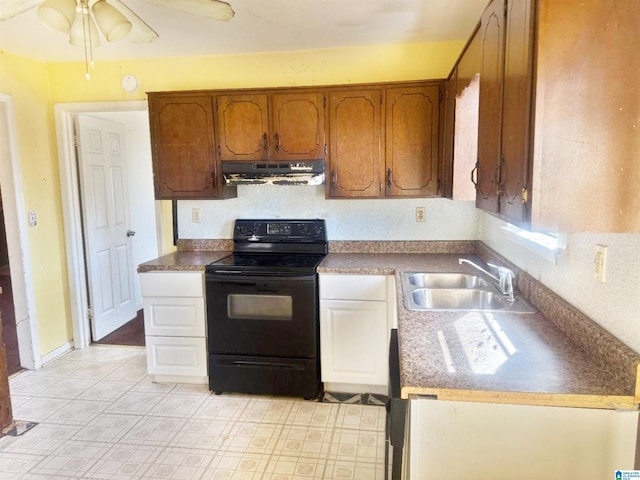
[[177, 186, 479, 241]]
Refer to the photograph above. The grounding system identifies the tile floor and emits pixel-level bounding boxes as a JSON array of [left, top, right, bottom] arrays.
[[0, 345, 386, 479]]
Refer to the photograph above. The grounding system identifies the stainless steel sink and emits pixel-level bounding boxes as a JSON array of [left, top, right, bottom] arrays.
[[406, 273, 489, 289], [411, 288, 506, 310], [401, 272, 537, 313]]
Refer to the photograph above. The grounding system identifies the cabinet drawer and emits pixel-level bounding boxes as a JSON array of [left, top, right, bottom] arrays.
[[143, 297, 205, 337], [146, 336, 207, 377], [320, 274, 387, 301], [140, 272, 204, 297]]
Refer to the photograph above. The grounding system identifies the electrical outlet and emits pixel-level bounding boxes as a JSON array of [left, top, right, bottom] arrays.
[[593, 244, 607, 283], [192, 208, 201, 223], [416, 207, 426, 222]]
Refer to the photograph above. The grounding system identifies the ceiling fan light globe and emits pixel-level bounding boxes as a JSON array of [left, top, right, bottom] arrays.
[[37, 0, 77, 33], [92, 0, 132, 42], [69, 11, 101, 47]]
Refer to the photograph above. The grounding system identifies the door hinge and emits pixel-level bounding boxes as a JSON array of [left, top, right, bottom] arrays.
[[439, 89, 443, 102], [87, 308, 94, 321], [73, 134, 81, 148], [521, 187, 528, 204], [323, 95, 327, 108], [324, 144, 328, 156]]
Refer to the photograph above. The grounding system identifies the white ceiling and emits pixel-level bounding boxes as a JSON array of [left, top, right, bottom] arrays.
[[0, 0, 487, 63]]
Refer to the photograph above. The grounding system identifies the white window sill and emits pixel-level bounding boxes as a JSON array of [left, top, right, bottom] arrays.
[[501, 225, 565, 264]]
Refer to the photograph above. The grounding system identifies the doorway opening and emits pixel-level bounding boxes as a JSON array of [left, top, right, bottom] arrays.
[[55, 101, 162, 350]]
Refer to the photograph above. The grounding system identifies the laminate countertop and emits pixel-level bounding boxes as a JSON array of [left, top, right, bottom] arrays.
[[318, 252, 640, 410], [137, 248, 640, 410], [137, 251, 231, 272]]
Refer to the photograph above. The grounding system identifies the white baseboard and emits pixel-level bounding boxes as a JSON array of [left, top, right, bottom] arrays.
[[40, 341, 74, 366]]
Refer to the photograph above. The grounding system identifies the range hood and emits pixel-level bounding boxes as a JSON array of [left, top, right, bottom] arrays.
[[222, 160, 325, 186]]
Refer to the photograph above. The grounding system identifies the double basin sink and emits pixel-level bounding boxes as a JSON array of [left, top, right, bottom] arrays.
[[401, 272, 536, 313]]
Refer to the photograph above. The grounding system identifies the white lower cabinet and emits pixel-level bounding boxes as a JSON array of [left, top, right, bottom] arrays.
[[140, 271, 208, 383], [319, 274, 395, 394], [406, 398, 639, 479]]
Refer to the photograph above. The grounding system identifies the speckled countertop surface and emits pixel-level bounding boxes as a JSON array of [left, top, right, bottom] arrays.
[[319, 252, 640, 410], [138, 244, 640, 410], [137, 251, 231, 272]]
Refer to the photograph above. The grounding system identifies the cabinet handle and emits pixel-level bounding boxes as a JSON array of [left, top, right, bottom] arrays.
[[274, 132, 280, 151], [386, 168, 392, 188], [262, 132, 268, 151], [470, 163, 478, 189]]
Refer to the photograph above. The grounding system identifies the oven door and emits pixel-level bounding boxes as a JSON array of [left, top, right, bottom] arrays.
[[206, 273, 318, 358]]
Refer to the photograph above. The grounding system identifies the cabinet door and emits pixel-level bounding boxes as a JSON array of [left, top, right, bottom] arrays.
[[216, 94, 270, 161], [327, 89, 383, 198], [499, 0, 534, 225], [149, 94, 219, 199], [385, 85, 441, 197], [271, 92, 326, 161], [320, 300, 388, 386], [476, 0, 506, 213]]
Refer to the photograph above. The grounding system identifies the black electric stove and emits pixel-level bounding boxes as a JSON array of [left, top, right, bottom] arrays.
[[205, 219, 327, 399]]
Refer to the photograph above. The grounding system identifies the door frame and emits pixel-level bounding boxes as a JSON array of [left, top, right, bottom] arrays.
[[0, 94, 40, 370], [55, 100, 152, 349]]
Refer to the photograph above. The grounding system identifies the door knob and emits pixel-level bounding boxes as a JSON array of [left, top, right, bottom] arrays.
[[126, 230, 136, 237]]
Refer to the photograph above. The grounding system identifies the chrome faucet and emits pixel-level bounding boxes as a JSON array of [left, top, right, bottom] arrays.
[[458, 258, 515, 302]]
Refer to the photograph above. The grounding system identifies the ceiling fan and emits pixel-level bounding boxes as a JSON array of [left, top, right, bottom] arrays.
[[0, 0, 235, 45]]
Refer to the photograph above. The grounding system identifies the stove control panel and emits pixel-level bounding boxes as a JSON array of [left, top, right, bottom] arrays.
[[234, 219, 326, 242]]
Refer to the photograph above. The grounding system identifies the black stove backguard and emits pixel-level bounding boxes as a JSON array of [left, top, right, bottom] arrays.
[[206, 219, 327, 399]]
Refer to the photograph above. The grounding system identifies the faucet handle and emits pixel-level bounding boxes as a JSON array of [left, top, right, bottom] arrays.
[[487, 263, 515, 300]]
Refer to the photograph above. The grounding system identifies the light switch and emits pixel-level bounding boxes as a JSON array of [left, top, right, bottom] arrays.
[[28, 211, 37, 227]]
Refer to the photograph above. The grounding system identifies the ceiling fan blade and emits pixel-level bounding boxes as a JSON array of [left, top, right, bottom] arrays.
[[0, 0, 42, 21], [107, 0, 159, 43], [143, 0, 234, 22]]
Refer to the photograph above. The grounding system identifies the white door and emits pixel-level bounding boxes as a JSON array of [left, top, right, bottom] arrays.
[[77, 114, 137, 341]]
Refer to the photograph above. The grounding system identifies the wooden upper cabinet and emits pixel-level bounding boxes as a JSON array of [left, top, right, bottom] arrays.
[[476, 0, 506, 213], [216, 91, 326, 162], [385, 85, 441, 197], [148, 93, 235, 199], [327, 89, 383, 198], [271, 92, 326, 161], [216, 94, 270, 161], [499, 0, 534, 224], [531, 0, 640, 232]]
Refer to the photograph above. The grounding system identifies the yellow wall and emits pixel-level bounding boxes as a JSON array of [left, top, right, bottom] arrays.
[[0, 51, 72, 355], [48, 41, 463, 102], [1, 41, 463, 358]]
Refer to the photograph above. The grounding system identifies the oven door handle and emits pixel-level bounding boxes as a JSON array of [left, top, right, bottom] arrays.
[[228, 360, 306, 372]]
